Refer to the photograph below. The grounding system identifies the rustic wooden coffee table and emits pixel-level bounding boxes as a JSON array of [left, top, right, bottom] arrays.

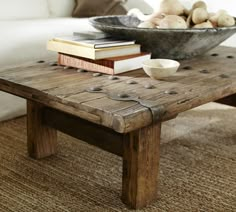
[[0, 46, 235, 209]]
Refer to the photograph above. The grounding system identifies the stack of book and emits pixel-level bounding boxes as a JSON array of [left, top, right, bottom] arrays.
[[47, 31, 151, 75]]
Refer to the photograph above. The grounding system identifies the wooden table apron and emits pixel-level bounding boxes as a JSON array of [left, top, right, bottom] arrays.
[[0, 46, 235, 209]]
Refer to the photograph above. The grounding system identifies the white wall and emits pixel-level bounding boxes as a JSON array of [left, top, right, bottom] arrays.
[[144, 0, 236, 46]]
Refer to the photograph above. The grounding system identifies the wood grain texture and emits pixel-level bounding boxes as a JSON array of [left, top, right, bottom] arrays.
[[0, 46, 236, 133], [122, 123, 161, 209], [43, 107, 123, 156], [27, 100, 57, 159]]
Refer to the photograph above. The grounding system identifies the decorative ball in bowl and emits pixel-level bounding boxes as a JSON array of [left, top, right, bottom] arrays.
[[142, 59, 180, 79], [89, 15, 236, 59]]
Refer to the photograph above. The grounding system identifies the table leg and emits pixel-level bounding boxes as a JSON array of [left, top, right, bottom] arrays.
[[122, 122, 161, 209], [27, 100, 57, 159]]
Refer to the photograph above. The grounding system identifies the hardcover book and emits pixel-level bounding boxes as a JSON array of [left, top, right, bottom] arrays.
[[53, 36, 135, 48], [73, 31, 110, 40], [58, 52, 151, 75], [47, 40, 141, 60]]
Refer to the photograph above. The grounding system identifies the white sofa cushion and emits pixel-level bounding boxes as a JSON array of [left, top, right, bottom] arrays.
[[0, 18, 95, 67], [0, 0, 49, 20], [47, 0, 75, 17]]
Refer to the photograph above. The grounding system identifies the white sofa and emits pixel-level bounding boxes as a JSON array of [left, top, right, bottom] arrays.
[[0, 0, 235, 121]]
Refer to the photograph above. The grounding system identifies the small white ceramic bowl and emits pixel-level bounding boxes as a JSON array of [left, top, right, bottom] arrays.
[[142, 59, 180, 79]]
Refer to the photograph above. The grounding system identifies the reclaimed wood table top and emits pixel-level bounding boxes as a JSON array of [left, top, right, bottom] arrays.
[[0, 46, 236, 133]]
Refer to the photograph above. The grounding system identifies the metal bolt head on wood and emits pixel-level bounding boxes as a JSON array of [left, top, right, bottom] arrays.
[[118, 93, 130, 98], [144, 84, 154, 89], [108, 76, 119, 80], [93, 73, 103, 77], [89, 86, 102, 92], [64, 66, 73, 70], [164, 90, 178, 95], [183, 66, 192, 70], [37, 60, 45, 63], [199, 69, 210, 74], [49, 62, 58, 66], [126, 80, 137, 84], [220, 74, 230, 78], [77, 69, 87, 73]]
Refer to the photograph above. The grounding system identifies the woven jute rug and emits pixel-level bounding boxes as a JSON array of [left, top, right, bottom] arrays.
[[0, 103, 235, 212]]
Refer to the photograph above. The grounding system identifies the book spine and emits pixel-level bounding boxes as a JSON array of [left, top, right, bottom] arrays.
[[58, 54, 115, 75]]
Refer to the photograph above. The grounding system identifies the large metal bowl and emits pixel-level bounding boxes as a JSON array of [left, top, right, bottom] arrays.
[[89, 15, 236, 59]]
